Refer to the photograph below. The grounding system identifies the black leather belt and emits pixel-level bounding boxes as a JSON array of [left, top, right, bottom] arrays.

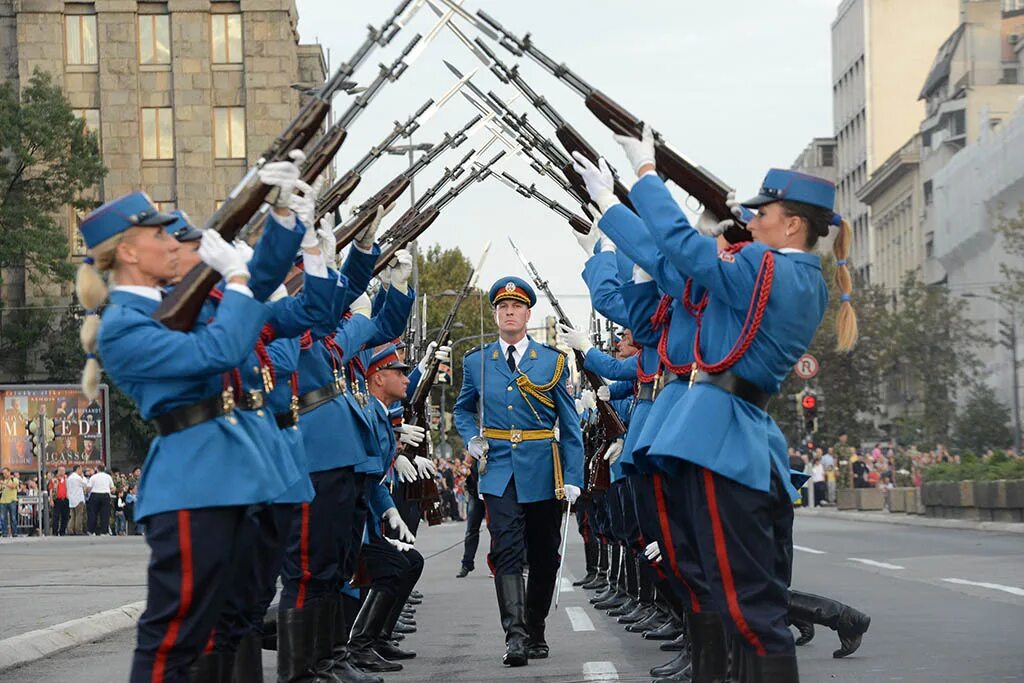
[[693, 370, 772, 410], [296, 382, 343, 415], [275, 411, 297, 429], [637, 371, 682, 401], [152, 388, 264, 437]]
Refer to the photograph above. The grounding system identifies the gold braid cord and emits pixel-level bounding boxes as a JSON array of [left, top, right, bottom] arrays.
[[515, 352, 565, 417]]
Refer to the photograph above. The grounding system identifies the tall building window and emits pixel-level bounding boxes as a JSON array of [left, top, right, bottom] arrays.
[[65, 15, 98, 65], [214, 107, 246, 159], [141, 108, 174, 160], [211, 14, 242, 64], [138, 15, 171, 64]]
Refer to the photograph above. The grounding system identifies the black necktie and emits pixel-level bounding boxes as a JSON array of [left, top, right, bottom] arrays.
[[506, 346, 516, 373]]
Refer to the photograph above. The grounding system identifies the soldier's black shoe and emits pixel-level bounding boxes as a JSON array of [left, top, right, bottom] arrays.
[[644, 617, 684, 641], [456, 566, 472, 578], [405, 595, 422, 605], [608, 597, 639, 617], [788, 590, 870, 659], [574, 570, 597, 587], [834, 609, 870, 658], [495, 574, 530, 667], [349, 591, 403, 673], [620, 603, 656, 625], [792, 618, 815, 646], [372, 640, 416, 661], [398, 616, 416, 627], [651, 664, 692, 682], [581, 575, 608, 591], [626, 608, 667, 634], [409, 590, 422, 600], [594, 590, 630, 610], [590, 583, 617, 603], [650, 650, 690, 677], [661, 631, 688, 652], [525, 637, 549, 659], [392, 621, 416, 634]]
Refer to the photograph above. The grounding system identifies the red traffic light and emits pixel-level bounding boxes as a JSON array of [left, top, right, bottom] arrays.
[[801, 394, 817, 410]]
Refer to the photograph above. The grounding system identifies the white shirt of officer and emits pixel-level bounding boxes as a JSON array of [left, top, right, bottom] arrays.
[[87, 470, 114, 495], [498, 336, 530, 371]]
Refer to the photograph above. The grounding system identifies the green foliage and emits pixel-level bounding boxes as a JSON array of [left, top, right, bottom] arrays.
[[992, 203, 1024, 312], [922, 455, 1024, 482]]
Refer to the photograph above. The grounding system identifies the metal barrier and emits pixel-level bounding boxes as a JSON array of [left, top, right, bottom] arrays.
[[16, 495, 44, 535]]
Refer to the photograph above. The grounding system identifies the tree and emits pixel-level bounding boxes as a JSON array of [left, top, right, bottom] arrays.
[[992, 202, 1024, 313], [0, 69, 106, 379], [954, 386, 1014, 453]]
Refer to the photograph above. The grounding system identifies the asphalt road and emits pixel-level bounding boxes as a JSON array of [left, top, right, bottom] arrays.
[[1, 513, 1022, 682]]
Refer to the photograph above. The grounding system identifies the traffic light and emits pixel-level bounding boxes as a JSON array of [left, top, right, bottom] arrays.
[[801, 392, 818, 434], [545, 316, 558, 345]]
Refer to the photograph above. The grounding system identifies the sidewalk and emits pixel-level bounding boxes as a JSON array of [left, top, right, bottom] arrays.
[[796, 506, 1024, 533]]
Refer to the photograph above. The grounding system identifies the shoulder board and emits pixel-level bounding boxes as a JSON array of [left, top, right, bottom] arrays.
[[464, 344, 486, 358], [536, 342, 563, 355]]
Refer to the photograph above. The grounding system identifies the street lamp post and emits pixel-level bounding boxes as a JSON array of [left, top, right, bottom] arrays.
[[962, 292, 1021, 449]]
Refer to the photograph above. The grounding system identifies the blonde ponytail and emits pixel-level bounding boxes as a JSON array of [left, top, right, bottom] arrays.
[[832, 218, 858, 352], [75, 236, 121, 400]]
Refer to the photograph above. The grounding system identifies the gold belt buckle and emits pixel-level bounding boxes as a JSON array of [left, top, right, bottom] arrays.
[[509, 428, 523, 444], [248, 390, 264, 410]]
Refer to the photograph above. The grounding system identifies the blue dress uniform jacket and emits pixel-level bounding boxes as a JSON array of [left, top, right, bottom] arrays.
[[363, 399, 399, 513], [246, 212, 307, 301], [627, 174, 827, 499], [331, 244, 382, 323], [99, 290, 277, 520], [583, 348, 637, 382], [262, 337, 316, 504], [582, 251, 630, 325], [453, 338, 584, 504]]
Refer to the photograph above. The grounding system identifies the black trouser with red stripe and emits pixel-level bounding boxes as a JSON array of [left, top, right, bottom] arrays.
[[669, 462, 795, 656], [130, 506, 250, 683]]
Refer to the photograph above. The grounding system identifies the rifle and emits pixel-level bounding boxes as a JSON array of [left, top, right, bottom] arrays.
[[402, 243, 492, 525], [371, 150, 505, 276], [507, 240, 626, 460], [475, 9, 742, 229], [490, 171, 591, 235]]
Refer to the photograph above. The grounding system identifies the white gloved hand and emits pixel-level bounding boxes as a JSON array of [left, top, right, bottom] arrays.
[[612, 123, 656, 176], [414, 455, 436, 479], [563, 484, 581, 505], [695, 208, 732, 237], [316, 215, 337, 269], [434, 344, 451, 364], [575, 398, 585, 415], [386, 537, 414, 552], [570, 152, 618, 213], [389, 249, 413, 294], [726, 190, 743, 220], [378, 262, 393, 287], [259, 149, 305, 209], [199, 230, 249, 281], [633, 264, 653, 284], [354, 204, 389, 250], [645, 541, 662, 563], [349, 292, 372, 318], [600, 234, 617, 253], [291, 180, 318, 234], [268, 284, 289, 302], [604, 438, 624, 465], [579, 389, 597, 412], [556, 322, 593, 354], [596, 385, 611, 402], [232, 239, 255, 264], [467, 436, 488, 459], [397, 423, 426, 448], [574, 224, 600, 255], [393, 454, 418, 483], [383, 507, 415, 543]]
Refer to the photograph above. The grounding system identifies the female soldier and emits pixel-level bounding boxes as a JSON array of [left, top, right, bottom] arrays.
[[573, 126, 857, 682]]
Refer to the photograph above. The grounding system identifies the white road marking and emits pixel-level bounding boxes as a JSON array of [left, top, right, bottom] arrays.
[[559, 577, 575, 593], [793, 544, 827, 555], [583, 661, 620, 681], [941, 577, 1024, 597], [848, 557, 905, 570], [566, 606, 595, 632]]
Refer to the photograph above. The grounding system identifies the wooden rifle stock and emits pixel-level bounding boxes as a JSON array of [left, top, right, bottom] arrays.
[[335, 175, 412, 250], [553, 125, 634, 210], [372, 208, 440, 275], [568, 214, 591, 235], [318, 170, 363, 219]]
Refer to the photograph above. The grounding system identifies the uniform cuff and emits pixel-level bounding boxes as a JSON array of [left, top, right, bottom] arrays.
[[302, 251, 328, 278], [274, 211, 298, 231], [225, 282, 254, 298]]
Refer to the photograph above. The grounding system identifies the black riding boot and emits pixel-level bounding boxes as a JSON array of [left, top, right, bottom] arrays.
[[609, 552, 640, 616], [582, 541, 610, 590], [788, 590, 870, 658], [688, 612, 728, 683], [373, 583, 416, 662], [188, 651, 234, 683], [276, 606, 317, 683], [495, 574, 529, 667], [525, 569, 556, 659], [230, 632, 263, 683], [739, 647, 800, 683], [348, 591, 403, 673], [575, 540, 599, 586], [325, 594, 382, 683]]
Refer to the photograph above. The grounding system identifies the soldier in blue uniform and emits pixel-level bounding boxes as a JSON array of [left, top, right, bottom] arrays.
[[573, 128, 859, 682], [453, 277, 584, 667], [74, 162, 306, 682]]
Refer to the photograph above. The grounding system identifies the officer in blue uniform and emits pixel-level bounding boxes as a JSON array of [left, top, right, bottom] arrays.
[[453, 277, 584, 667], [75, 175, 301, 683], [573, 127, 859, 682]]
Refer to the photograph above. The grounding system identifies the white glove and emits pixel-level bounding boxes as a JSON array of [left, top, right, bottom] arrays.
[[612, 123, 656, 176], [397, 423, 426, 448], [633, 264, 653, 284], [378, 262, 392, 287], [393, 454, 418, 483], [575, 398, 585, 415], [383, 507, 415, 543], [389, 249, 413, 294], [417, 342, 451, 373], [645, 541, 662, 563], [696, 190, 741, 237], [386, 537, 414, 552], [232, 239, 254, 264], [596, 385, 611, 402], [355, 204, 389, 250], [434, 344, 451, 364], [467, 436, 488, 459], [349, 292, 372, 318], [199, 230, 249, 281], [556, 322, 592, 353], [579, 389, 597, 412], [563, 483, 581, 505], [316, 215, 337, 269], [726, 190, 743, 220], [290, 179, 318, 234], [571, 152, 618, 213], [604, 438, 624, 465], [414, 455, 436, 478], [574, 224, 600, 255], [268, 284, 289, 302], [600, 234, 617, 253], [258, 149, 304, 209]]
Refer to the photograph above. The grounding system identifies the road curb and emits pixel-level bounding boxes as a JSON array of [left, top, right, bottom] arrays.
[[0, 600, 145, 672], [797, 507, 1024, 533]]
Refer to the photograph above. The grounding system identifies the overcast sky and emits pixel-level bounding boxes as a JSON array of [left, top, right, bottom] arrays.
[[296, 0, 840, 329]]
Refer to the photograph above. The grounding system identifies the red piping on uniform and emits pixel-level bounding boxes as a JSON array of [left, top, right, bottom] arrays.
[[652, 474, 700, 613], [152, 510, 194, 683], [203, 630, 215, 655], [702, 468, 766, 656], [484, 503, 496, 575], [295, 503, 311, 609]]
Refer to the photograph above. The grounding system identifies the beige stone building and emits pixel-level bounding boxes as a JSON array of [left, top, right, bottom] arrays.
[[1, 0, 325, 266], [790, 137, 837, 185], [831, 0, 961, 282]]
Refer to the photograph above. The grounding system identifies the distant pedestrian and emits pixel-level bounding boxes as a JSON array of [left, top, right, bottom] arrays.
[[86, 464, 114, 536], [811, 456, 827, 507], [0, 469, 19, 537], [67, 465, 88, 535], [49, 466, 70, 536]]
